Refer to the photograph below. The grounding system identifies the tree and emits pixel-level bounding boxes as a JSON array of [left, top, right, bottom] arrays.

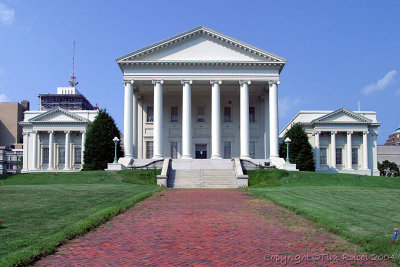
[[279, 123, 315, 171], [83, 109, 123, 170], [378, 160, 400, 177]]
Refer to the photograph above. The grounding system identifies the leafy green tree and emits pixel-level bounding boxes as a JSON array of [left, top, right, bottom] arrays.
[[378, 160, 400, 177], [279, 123, 315, 171], [83, 109, 123, 170]]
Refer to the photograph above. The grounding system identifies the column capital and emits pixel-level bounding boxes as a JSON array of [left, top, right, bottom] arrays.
[[268, 80, 280, 86], [152, 79, 164, 85], [239, 80, 251, 86], [64, 130, 71, 134], [210, 80, 222, 85], [123, 79, 134, 85], [22, 132, 29, 136], [181, 80, 193, 85], [80, 130, 86, 134], [32, 130, 37, 134], [363, 131, 369, 135], [314, 130, 321, 135], [347, 131, 353, 135], [331, 131, 337, 135], [48, 130, 54, 134]]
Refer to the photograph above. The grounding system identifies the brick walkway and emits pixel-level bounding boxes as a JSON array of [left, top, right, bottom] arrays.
[[36, 190, 385, 266]]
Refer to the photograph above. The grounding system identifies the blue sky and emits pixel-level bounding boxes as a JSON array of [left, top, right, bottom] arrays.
[[0, 0, 399, 144]]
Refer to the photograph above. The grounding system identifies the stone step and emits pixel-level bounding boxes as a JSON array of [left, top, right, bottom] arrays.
[[168, 168, 238, 188]]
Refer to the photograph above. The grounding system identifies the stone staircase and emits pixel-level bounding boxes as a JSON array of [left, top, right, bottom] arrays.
[[168, 169, 238, 188]]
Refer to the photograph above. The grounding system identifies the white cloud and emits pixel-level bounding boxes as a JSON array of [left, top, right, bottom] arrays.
[[0, 3, 14, 25], [0, 93, 9, 102], [279, 97, 302, 118], [361, 70, 397, 95]]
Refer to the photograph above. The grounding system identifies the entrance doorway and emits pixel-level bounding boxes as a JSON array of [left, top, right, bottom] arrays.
[[195, 144, 207, 159]]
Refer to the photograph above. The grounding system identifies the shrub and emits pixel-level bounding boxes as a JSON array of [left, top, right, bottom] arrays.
[[83, 109, 123, 170], [279, 123, 315, 171]]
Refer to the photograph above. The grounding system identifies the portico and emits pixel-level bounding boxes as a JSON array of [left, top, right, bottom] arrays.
[[117, 26, 287, 167]]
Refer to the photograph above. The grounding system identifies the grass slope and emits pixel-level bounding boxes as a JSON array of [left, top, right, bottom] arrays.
[[247, 170, 400, 264], [0, 170, 161, 266]]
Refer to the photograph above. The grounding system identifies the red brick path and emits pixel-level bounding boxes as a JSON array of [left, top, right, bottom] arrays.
[[36, 190, 385, 266]]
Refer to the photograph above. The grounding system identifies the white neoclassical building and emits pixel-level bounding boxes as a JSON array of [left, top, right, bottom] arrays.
[[116, 26, 290, 168], [280, 108, 381, 176], [21, 107, 98, 172]]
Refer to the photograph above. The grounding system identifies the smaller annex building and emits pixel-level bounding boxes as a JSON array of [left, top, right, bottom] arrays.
[[280, 108, 381, 176], [20, 108, 98, 172]]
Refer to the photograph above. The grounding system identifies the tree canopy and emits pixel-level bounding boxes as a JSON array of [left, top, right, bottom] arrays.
[[279, 123, 315, 171], [83, 109, 123, 170], [378, 160, 400, 177]]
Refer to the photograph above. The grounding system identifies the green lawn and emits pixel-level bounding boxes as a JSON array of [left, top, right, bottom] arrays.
[[247, 170, 400, 264], [0, 169, 161, 267]]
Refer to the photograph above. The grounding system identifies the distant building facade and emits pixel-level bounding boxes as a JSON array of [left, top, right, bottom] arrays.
[[384, 125, 400, 146], [0, 146, 22, 174], [21, 86, 98, 173], [378, 145, 400, 167], [39, 87, 95, 111], [0, 100, 30, 148], [280, 108, 381, 176]]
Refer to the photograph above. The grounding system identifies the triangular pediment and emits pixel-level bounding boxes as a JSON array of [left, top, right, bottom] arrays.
[[311, 108, 372, 124], [29, 108, 89, 123], [117, 26, 287, 64]]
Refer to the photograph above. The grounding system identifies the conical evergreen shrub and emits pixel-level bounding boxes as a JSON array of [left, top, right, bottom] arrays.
[[83, 109, 123, 170], [279, 123, 315, 171]]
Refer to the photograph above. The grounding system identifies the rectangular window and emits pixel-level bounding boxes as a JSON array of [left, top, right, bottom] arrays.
[[336, 148, 342, 165], [170, 107, 178, 122], [147, 106, 154, 122], [197, 106, 205, 122], [320, 148, 327, 165], [74, 148, 82, 164], [42, 147, 49, 164], [224, 107, 231, 122], [249, 107, 255, 122], [146, 141, 153, 159], [352, 148, 358, 165], [170, 141, 178, 159], [223, 141, 231, 159], [59, 147, 65, 164], [249, 141, 256, 159]]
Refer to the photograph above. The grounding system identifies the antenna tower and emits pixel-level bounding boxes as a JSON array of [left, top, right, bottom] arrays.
[[69, 40, 79, 87]]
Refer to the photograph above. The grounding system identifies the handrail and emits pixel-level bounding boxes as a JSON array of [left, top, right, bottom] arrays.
[[127, 159, 164, 169]]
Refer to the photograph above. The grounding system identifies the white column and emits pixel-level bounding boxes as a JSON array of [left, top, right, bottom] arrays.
[[269, 81, 279, 158], [211, 80, 222, 159], [372, 133, 378, 171], [152, 80, 164, 159], [124, 80, 133, 157], [330, 131, 336, 169], [314, 131, 320, 169], [264, 93, 270, 159], [240, 80, 251, 159], [81, 131, 86, 166], [48, 131, 54, 170], [22, 132, 29, 171], [132, 89, 138, 158], [32, 131, 38, 170], [346, 131, 353, 170], [362, 131, 369, 170], [181, 80, 192, 159], [64, 131, 70, 170]]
